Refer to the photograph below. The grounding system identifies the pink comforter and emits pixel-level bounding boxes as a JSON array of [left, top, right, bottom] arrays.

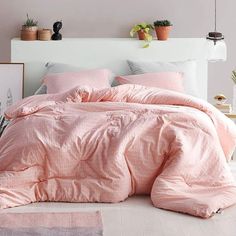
[[1, 84, 236, 218]]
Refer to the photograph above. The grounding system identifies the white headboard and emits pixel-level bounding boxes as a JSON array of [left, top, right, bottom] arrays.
[[11, 38, 211, 100]]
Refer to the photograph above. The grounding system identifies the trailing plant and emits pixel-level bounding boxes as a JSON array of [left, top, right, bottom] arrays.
[[154, 20, 172, 27], [130, 23, 154, 48], [0, 116, 9, 137], [231, 70, 236, 84], [23, 14, 38, 27]]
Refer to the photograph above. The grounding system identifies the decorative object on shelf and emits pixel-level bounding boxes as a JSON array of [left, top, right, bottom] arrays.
[[21, 14, 38, 41], [130, 23, 154, 48], [38, 29, 52, 41], [206, 0, 226, 62], [51, 21, 63, 40], [214, 103, 232, 113], [154, 20, 172, 41], [0, 63, 24, 116], [214, 94, 227, 105], [214, 94, 232, 113], [231, 70, 236, 84], [0, 116, 9, 137]]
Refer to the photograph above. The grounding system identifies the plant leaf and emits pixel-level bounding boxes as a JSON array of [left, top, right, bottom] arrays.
[[130, 30, 134, 37], [140, 22, 147, 28], [145, 34, 152, 42], [143, 43, 149, 48]]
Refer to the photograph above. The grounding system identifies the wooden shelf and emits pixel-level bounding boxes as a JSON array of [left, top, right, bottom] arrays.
[[225, 113, 236, 119]]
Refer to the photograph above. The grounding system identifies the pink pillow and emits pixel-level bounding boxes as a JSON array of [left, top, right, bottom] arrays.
[[116, 72, 185, 93], [43, 69, 111, 94]]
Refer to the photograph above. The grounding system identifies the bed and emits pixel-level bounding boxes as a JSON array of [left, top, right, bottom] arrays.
[[0, 38, 236, 233]]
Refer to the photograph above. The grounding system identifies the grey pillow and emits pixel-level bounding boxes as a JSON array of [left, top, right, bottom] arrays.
[[127, 60, 198, 97], [45, 62, 83, 74], [34, 84, 47, 95]]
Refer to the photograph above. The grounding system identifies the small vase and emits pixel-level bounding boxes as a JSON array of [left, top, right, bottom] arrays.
[[155, 26, 171, 41], [38, 29, 52, 41]]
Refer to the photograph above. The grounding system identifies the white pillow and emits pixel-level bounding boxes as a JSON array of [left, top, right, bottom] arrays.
[[127, 60, 198, 97]]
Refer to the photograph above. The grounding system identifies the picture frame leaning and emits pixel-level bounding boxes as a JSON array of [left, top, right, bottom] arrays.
[[0, 63, 24, 116]]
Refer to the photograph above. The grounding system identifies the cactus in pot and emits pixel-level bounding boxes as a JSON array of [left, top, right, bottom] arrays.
[[154, 20, 172, 41], [21, 14, 38, 41]]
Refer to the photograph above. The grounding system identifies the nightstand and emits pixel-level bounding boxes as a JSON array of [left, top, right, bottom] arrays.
[[224, 113, 236, 161], [225, 113, 236, 119]]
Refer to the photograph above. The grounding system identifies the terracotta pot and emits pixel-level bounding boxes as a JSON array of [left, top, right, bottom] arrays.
[[155, 26, 171, 41], [21, 30, 37, 41], [21, 26, 38, 41], [38, 29, 52, 41], [22, 26, 38, 31], [137, 30, 146, 40]]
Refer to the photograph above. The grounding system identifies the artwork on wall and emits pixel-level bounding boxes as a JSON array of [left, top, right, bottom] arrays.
[[0, 63, 24, 115]]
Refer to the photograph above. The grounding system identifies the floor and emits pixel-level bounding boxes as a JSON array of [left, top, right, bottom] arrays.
[[2, 162, 236, 236]]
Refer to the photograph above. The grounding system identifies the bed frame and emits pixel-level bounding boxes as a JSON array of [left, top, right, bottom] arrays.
[[11, 38, 215, 100]]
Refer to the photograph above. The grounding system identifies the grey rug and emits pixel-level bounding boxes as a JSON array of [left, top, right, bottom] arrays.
[[0, 211, 103, 236]]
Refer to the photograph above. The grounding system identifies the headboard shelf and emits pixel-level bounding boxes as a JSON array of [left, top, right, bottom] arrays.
[[11, 38, 211, 99]]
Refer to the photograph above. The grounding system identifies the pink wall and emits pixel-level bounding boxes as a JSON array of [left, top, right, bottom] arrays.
[[0, 0, 235, 102]]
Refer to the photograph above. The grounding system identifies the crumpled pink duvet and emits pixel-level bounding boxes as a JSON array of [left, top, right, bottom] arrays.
[[1, 84, 236, 218]]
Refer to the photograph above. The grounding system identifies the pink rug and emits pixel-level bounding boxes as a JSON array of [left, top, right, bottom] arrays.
[[0, 211, 103, 235]]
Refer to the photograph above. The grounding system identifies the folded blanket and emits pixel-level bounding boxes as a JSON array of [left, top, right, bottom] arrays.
[[1, 84, 236, 218]]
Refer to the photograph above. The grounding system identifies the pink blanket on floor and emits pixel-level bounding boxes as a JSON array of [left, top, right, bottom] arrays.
[[1, 84, 236, 218]]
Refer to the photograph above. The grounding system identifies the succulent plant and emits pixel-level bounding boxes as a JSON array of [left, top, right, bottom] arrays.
[[232, 70, 236, 84], [23, 14, 38, 27], [154, 20, 172, 27]]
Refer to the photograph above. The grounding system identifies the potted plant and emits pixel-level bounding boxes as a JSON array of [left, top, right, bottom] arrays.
[[231, 70, 236, 111], [21, 14, 38, 41], [130, 23, 154, 48], [154, 20, 172, 41]]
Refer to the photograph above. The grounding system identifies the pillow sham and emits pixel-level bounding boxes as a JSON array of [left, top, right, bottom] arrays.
[[43, 69, 112, 94], [34, 63, 116, 94], [116, 72, 185, 93], [127, 60, 198, 97]]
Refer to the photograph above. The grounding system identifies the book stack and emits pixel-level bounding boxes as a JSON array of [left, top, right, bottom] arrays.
[[215, 104, 232, 114]]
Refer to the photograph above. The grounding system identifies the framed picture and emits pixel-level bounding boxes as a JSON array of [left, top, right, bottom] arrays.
[[0, 63, 24, 116]]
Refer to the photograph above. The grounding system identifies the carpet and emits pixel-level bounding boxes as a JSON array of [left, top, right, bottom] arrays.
[[0, 211, 103, 235]]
